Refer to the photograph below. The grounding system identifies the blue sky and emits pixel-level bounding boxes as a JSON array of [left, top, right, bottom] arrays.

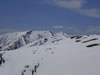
[[0, 0, 100, 34]]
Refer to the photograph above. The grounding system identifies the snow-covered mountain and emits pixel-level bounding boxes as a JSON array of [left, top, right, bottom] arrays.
[[0, 31, 100, 75], [0, 31, 67, 51]]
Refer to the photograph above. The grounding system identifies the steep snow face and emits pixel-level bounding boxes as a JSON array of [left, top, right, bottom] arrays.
[[0, 35, 100, 75], [0, 31, 67, 51], [0, 31, 27, 50]]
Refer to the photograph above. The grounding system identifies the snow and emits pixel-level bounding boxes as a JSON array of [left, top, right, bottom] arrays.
[[0, 31, 67, 51], [0, 31, 100, 75]]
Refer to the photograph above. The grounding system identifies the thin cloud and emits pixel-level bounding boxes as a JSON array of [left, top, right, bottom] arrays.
[[53, 25, 77, 29], [88, 26, 100, 33], [54, 0, 85, 9], [44, 0, 100, 18], [53, 25, 64, 29], [52, 25, 79, 32], [0, 28, 23, 34], [78, 9, 100, 18]]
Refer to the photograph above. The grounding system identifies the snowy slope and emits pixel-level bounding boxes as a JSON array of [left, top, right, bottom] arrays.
[[0, 31, 100, 75]]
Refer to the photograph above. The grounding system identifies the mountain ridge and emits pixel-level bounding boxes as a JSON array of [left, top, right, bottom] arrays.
[[0, 30, 68, 51], [0, 31, 100, 75]]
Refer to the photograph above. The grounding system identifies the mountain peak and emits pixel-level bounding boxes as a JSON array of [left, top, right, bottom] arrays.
[[0, 31, 67, 51]]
